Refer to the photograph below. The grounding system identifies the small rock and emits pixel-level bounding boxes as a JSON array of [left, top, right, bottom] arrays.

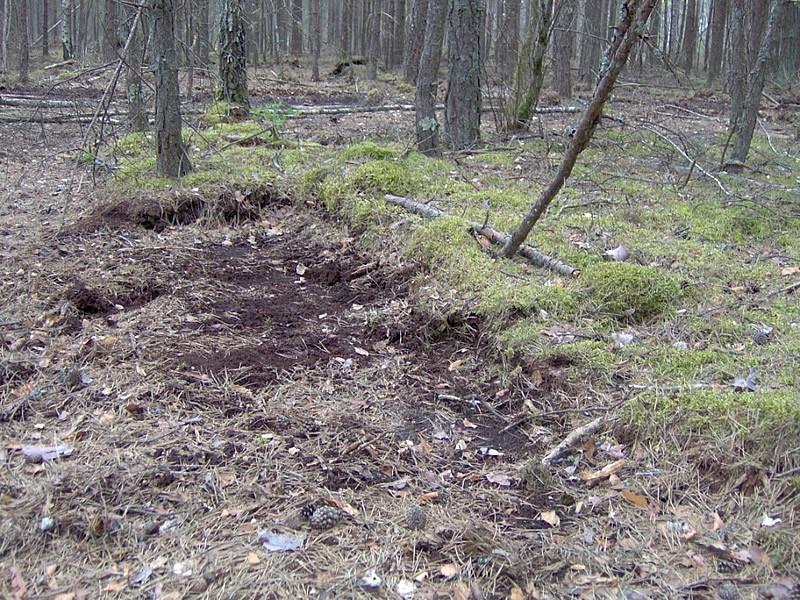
[[40, 516, 55, 532]]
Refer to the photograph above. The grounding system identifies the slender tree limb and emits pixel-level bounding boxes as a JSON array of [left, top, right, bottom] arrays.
[[541, 416, 607, 465], [384, 193, 577, 276]]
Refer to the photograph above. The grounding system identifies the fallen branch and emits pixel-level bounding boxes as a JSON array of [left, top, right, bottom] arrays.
[[290, 103, 582, 118], [541, 416, 606, 465], [384, 194, 577, 276], [0, 94, 88, 109]]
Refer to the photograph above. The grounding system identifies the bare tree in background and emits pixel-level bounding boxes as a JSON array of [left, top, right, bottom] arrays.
[[0, 0, 7, 72], [415, 0, 447, 155], [61, 0, 74, 59], [502, 0, 660, 258], [42, 0, 49, 56], [403, 0, 427, 83], [728, 0, 785, 164], [681, 0, 698, 72], [290, 0, 302, 55], [444, 0, 481, 150], [17, 0, 29, 82], [707, 0, 728, 83], [126, 5, 147, 132], [153, 0, 191, 177], [219, 0, 250, 113], [310, 0, 321, 80], [552, 0, 576, 100], [367, 0, 381, 79]]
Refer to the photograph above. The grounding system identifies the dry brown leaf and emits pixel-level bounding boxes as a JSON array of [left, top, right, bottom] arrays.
[[52, 594, 75, 600], [102, 580, 127, 593], [621, 490, 648, 508], [448, 359, 464, 371], [539, 510, 561, 527], [580, 459, 626, 482], [418, 491, 440, 504], [451, 582, 471, 600], [508, 585, 525, 600], [325, 497, 359, 516], [246, 552, 261, 565], [439, 563, 458, 579], [780, 266, 799, 276]]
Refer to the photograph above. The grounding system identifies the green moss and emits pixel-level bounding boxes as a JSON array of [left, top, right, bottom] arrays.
[[643, 347, 737, 381], [348, 159, 418, 195], [581, 262, 681, 320], [478, 281, 576, 322], [540, 339, 618, 369], [201, 122, 274, 147], [115, 132, 152, 158], [624, 389, 800, 439], [340, 141, 397, 161], [201, 101, 247, 126]]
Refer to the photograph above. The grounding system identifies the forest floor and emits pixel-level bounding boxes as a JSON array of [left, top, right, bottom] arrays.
[[1, 61, 800, 600]]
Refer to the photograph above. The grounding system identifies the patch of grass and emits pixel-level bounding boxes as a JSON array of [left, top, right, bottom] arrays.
[[581, 262, 681, 321], [478, 281, 577, 322], [348, 159, 419, 196], [340, 141, 397, 161], [115, 132, 152, 158]]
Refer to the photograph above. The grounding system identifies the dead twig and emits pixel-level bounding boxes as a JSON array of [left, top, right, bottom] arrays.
[[541, 415, 608, 465]]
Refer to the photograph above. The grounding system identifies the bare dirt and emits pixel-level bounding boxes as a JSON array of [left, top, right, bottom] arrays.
[[1, 72, 798, 600]]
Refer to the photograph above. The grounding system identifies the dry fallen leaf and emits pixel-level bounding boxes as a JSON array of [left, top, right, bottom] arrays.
[[508, 585, 525, 600], [246, 552, 261, 565], [580, 459, 626, 483], [439, 563, 458, 579], [780, 266, 799, 277], [539, 510, 561, 527], [621, 490, 649, 508], [448, 359, 464, 371], [485, 472, 512, 487]]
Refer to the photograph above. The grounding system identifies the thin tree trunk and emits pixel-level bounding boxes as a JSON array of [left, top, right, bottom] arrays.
[[553, 0, 576, 99], [126, 5, 147, 131], [681, 0, 697, 72], [196, 0, 209, 65], [730, 0, 784, 164], [578, 0, 601, 81], [103, 0, 118, 60], [42, 0, 48, 55], [341, 0, 352, 58], [0, 0, 6, 72], [61, 0, 73, 59], [728, 0, 746, 128], [367, 0, 381, 79], [403, 0, 427, 82], [414, 0, 447, 155], [289, 0, 302, 55], [707, 0, 727, 83], [219, 0, 250, 112], [392, 0, 405, 68], [444, 0, 481, 150], [502, 0, 660, 258], [153, 0, 191, 177], [496, 0, 520, 79], [310, 0, 321, 80], [18, 0, 30, 82]]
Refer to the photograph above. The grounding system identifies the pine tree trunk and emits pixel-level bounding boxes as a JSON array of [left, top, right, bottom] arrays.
[[392, 0, 405, 68], [18, 0, 30, 82], [61, 0, 73, 59], [153, 0, 191, 177], [289, 0, 302, 55], [730, 0, 784, 163], [0, 0, 6, 72], [219, 0, 250, 112], [415, 0, 447, 155], [578, 0, 601, 81], [310, 0, 321, 80], [681, 0, 697, 72], [403, 0, 427, 82], [341, 0, 352, 58], [103, 0, 118, 61], [444, 0, 481, 150], [367, 0, 381, 79], [42, 0, 48, 55], [728, 0, 746, 128], [707, 0, 727, 83], [552, 0, 576, 99]]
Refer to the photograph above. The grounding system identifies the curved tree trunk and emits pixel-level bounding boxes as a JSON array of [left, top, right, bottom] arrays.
[[444, 0, 481, 150]]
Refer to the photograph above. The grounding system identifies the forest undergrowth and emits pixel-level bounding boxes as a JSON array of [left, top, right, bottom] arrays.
[[1, 67, 799, 599]]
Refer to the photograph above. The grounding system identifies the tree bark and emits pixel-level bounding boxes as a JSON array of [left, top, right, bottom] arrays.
[[729, 0, 784, 164], [153, 0, 191, 177], [310, 0, 321, 80], [444, 0, 481, 150], [502, 0, 660, 258], [61, 0, 73, 59], [578, 0, 601, 81], [289, 0, 302, 55], [341, 0, 352, 58], [552, 0, 576, 99], [414, 0, 447, 155], [403, 0, 427, 82], [706, 0, 727, 83], [496, 0, 520, 79], [103, 0, 118, 61], [392, 0, 405, 68], [0, 0, 6, 72], [681, 0, 697, 72], [195, 0, 209, 66], [126, 5, 147, 131], [42, 0, 48, 55], [218, 0, 250, 112], [367, 0, 381, 79], [17, 0, 30, 82], [728, 0, 746, 128]]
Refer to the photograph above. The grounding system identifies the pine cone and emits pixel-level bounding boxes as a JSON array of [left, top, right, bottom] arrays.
[[300, 503, 317, 521], [716, 582, 740, 600], [752, 326, 772, 346], [309, 505, 342, 530], [405, 506, 427, 531]]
